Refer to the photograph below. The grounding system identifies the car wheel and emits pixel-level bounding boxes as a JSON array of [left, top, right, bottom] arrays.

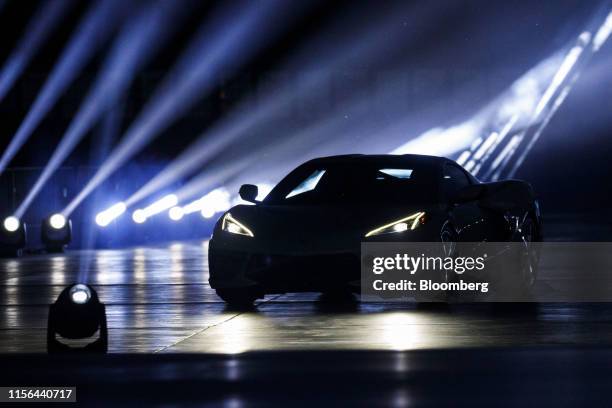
[[519, 216, 539, 289], [215, 288, 260, 306], [440, 223, 457, 258], [493, 216, 538, 301]]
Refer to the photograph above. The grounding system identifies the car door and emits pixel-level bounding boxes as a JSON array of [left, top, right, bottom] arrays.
[[443, 163, 487, 242]]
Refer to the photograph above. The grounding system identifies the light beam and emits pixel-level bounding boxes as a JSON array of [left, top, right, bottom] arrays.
[[14, 0, 184, 218], [124, 2, 440, 208], [0, 0, 72, 104], [0, 0, 124, 175], [63, 0, 297, 217]]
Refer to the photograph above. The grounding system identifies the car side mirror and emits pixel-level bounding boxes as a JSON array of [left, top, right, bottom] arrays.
[[239, 184, 259, 203], [451, 184, 485, 204]]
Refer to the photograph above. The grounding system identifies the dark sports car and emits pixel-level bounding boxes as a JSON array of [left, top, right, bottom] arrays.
[[208, 154, 542, 305]]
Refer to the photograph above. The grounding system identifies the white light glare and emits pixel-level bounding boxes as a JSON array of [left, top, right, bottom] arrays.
[[174, 188, 230, 219], [133, 194, 178, 223], [168, 206, 184, 221], [200, 189, 231, 219], [393, 223, 408, 232], [49, 213, 66, 229], [69, 284, 91, 304], [534, 40, 586, 117], [3, 216, 20, 232], [132, 209, 147, 224], [95, 202, 127, 227], [593, 12, 612, 52], [391, 121, 482, 157], [201, 207, 216, 219]]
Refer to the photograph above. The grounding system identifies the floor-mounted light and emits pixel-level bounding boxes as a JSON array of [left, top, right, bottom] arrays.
[[47, 284, 108, 353]]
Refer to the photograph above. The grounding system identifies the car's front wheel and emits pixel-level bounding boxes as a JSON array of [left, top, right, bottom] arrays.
[[215, 288, 261, 307]]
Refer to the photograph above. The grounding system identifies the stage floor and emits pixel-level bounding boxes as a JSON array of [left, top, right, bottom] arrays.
[[2, 218, 612, 354]]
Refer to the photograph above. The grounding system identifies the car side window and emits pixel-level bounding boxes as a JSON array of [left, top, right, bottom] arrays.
[[443, 164, 471, 199]]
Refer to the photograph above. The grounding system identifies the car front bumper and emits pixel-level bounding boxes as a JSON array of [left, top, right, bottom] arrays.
[[209, 244, 361, 293]]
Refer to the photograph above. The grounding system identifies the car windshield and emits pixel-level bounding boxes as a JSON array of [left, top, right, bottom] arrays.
[[264, 161, 438, 206]]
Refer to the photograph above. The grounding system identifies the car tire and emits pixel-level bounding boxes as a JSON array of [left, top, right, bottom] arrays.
[[491, 217, 539, 301], [519, 216, 539, 289], [215, 288, 260, 306]]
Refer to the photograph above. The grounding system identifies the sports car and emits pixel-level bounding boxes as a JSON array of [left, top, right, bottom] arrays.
[[208, 154, 542, 305]]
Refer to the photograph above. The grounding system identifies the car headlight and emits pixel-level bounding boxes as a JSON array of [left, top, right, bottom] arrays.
[[221, 213, 254, 237], [365, 212, 426, 237]]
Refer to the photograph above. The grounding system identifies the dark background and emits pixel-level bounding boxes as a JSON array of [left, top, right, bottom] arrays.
[[0, 0, 610, 247]]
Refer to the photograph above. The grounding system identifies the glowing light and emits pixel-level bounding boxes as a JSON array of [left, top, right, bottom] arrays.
[[490, 134, 523, 181], [69, 284, 91, 304], [49, 213, 66, 229], [0, 0, 122, 175], [365, 212, 425, 237], [456, 151, 471, 166], [95, 202, 127, 227], [168, 206, 184, 221], [63, 0, 289, 216], [132, 209, 147, 224], [473, 132, 498, 160], [177, 188, 232, 219], [379, 313, 425, 351], [14, 1, 182, 217], [393, 223, 408, 232], [201, 207, 216, 219], [132, 194, 179, 223], [593, 12, 612, 52], [0, 0, 70, 104], [391, 121, 482, 157], [121, 5, 413, 208], [3, 216, 20, 232], [534, 39, 587, 118], [221, 213, 254, 237]]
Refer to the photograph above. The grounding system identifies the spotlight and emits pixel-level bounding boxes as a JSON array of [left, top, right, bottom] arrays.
[[168, 206, 184, 221], [95, 202, 126, 227], [41, 214, 72, 253], [201, 207, 215, 219], [0, 216, 26, 257], [132, 209, 147, 224], [70, 284, 91, 304], [47, 284, 108, 353], [132, 194, 178, 224], [3, 216, 19, 232], [49, 213, 66, 229]]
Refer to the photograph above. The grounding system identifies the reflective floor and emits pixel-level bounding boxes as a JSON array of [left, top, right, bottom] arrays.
[[2, 230, 612, 354]]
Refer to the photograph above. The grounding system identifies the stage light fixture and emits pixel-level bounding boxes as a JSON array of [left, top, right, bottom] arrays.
[[132, 194, 178, 223], [47, 284, 107, 353], [49, 213, 66, 229], [41, 214, 72, 253], [168, 206, 184, 221], [132, 209, 147, 224], [95, 202, 126, 227], [3, 216, 19, 232], [1, 216, 26, 257], [201, 207, 215, 219]]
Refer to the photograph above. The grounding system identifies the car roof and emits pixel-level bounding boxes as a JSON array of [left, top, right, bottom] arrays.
[[304, 153, 452, 167]]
